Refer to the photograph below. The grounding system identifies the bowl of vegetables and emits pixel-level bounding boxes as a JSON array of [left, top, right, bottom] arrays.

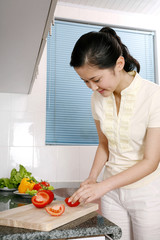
[[0, 165, 54, 198]]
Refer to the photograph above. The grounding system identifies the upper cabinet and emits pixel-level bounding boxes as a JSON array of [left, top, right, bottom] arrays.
[[0, 0, 57, 94]]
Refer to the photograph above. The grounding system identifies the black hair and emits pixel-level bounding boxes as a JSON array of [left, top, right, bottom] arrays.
[[70, 26, 140, 73]]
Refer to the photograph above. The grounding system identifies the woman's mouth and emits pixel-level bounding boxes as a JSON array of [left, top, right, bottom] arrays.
[[98, 89, 104, 94]]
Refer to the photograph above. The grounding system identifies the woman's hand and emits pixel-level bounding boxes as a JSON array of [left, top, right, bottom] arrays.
[[80, 177, 96, 187], [69, 182, 106, 204]]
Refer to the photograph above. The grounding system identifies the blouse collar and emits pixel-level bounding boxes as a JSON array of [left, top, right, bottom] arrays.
[[121, 71, 141, 95]]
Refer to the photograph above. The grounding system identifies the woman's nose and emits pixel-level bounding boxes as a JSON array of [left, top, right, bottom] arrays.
[[89, 81, 98, 91]]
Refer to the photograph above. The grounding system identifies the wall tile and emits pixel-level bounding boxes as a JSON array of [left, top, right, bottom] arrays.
[[0, 93, 11, 111], [27, 90, 46, 113], [79, 146, 104, 182], [0, 111, 10, 146], [33, 146, 57, 182], [33, 111, 46, 147], [79, 146, 97, 181], [56, 146, 80, 182], [10, 112, 34, 147], [9, 147, 34, 174], [0, 147, 9, 178], [11, 94, 28, 112]]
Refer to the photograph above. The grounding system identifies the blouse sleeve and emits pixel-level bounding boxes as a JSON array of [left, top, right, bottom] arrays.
[[148, 89, 160, 128]]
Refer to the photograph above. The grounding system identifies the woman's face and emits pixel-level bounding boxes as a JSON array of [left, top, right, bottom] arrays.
[[75, 61, 123, 97]]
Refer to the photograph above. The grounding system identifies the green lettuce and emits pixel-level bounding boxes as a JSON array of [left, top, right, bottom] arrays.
[[0, 178, 16, 189], [0, 165, 37, 189]]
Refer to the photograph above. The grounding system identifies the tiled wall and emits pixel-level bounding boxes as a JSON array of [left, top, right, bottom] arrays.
[[0, 45, 101, 183]]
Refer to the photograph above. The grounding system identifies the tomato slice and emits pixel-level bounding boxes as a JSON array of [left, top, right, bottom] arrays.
[[45, 204, 65, 216], [32, 191, 50, 208], [39, 190, 54, 204], [65, 197, 80, 207]]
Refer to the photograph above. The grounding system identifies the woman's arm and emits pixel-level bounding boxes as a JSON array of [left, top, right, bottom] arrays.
[[70, 127, 160, 203], [81, 120, 109, 185], [102, 127, 160, 190]]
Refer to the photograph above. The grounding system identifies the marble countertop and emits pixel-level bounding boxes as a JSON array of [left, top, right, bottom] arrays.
[[0, 182, 122, 240]]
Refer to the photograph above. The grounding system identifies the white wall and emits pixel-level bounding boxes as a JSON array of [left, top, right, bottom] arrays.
[[0, 4, 160, 183]]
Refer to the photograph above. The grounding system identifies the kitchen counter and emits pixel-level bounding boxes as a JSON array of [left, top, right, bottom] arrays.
[[0, 182, 122, 240]]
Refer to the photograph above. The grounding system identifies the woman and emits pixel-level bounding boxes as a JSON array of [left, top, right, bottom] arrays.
[[69, 27, 160, 240]]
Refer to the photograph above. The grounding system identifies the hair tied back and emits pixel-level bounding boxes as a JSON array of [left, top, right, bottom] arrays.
[[100, 27, 117, 38]]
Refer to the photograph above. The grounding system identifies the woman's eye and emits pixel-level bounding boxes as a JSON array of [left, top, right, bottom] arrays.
[[94, 79, 100, 83]]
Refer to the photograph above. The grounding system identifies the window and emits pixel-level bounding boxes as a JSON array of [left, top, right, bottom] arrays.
[[46, 20, 155, 145]]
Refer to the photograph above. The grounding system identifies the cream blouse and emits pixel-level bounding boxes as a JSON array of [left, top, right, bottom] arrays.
[[91, 71, 160, 188]]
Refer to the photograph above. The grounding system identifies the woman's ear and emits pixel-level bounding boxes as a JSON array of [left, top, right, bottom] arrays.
[[116, 56, 125, 71]]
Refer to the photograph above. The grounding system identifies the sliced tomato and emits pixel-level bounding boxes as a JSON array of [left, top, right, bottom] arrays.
[[65, 197, 80, 207], [32, 191, 50, 208], [39, 190, 54, 204], [45, 204, 65, 216]]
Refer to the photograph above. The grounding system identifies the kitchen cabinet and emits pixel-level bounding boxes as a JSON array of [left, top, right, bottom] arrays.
[[0, 0, 57, 94]]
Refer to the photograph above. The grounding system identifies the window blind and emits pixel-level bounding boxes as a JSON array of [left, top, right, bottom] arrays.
[[46, 20, 155, 145]]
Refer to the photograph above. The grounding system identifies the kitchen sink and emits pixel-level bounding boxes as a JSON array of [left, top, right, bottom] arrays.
[[53, 188, 78, 198]]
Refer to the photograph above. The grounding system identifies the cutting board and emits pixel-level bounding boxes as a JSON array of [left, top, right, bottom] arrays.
[[0, 200, 98, 231]]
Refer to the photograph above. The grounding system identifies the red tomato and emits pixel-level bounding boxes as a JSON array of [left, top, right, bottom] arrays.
[[33, 183, 42, 191], [40, 181, 50, 187], [45, 204, 65, 216], [32, 191, 50, 208], [39, 190, 54, 204], [65, 197, 80, 207], [33, 182, 50, 191]]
